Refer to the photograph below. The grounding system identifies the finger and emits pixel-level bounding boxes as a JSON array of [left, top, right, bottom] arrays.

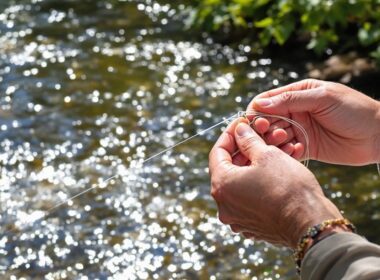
[[251, 87, 324, 115], [292, 142, 305, 160], [209, 118, 243, 176], [264, 128, 288, 146], [252, 117, 270, 134], [245, 110, 279, 125], [263, 120, 297, 146], [245, 110, 292, 128], [246, 79, 322, 114], [252, 79, 321, 100], [245, 113, 293, 131], [248, 115, 277, 125], [283, 127, 296, 142], [279, 142, 294, 155], [234, 122, 267, 162], [267, 119, 291, 133]]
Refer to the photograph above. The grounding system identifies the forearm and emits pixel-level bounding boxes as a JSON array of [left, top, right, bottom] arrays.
[[301, 233, 380, 280]]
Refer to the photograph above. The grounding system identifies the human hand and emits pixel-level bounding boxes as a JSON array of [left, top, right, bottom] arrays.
[[208, 119, 343, 248], [248, 79, 380, 165]]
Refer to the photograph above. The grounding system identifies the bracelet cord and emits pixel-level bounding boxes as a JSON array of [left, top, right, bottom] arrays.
[[293, 218, 356, 274]]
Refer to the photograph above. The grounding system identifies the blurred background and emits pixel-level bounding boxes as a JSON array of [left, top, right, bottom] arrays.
[[0, 0, 379, 279]]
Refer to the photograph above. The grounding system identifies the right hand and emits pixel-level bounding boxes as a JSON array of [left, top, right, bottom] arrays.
[[208, 119, 343, 248], [248, 79, 380, 165]]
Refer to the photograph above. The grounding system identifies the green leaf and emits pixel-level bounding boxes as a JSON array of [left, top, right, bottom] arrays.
[[233, 0, 253, 6], [358, 24, 380, 46], [359, 29, 370, 45], [370, 46, 380, 60], [186, 0, 380, 60], [278, 1, 293, 16], [308, 37, 327, 55], [232, 16, 247, 27], [258, 28, 272, 46], [272, 20, 295, 45], [204, 0, 222, 5], [254, 17, 273, 28]]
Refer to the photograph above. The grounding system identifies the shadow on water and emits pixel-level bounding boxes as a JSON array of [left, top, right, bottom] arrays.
[[0, 0, 379, 279]]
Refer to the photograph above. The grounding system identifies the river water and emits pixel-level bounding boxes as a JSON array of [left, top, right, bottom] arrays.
[[0, 1, 379, 279]]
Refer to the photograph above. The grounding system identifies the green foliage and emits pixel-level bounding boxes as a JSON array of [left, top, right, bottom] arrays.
[[187, 0, 380, 58]]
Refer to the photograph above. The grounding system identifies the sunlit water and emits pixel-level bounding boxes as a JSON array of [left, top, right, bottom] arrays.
[[0, 1, 379, 279]]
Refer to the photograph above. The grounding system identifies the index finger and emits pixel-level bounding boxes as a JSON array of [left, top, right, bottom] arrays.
[[247, 79, 322, 110], [208, 117, 245, 176]]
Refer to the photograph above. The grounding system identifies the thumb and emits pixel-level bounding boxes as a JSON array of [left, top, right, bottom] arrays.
[[235, 122, 267, 161], [252, 88, 323, 115]]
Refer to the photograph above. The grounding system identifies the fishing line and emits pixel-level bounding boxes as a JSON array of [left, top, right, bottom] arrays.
[[243, 110, 310, 168], [39, 114, 241, 218], [2, 113, 240, 234], [3, 109, 379, 240], [45, 111, 310, 217], [9, 110, 378, 235]]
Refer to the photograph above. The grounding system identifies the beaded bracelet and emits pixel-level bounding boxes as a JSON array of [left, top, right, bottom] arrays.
[[293, 218, 356, 274]]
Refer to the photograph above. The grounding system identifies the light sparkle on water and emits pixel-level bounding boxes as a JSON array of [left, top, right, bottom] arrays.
[[0, 0, 329, 279]]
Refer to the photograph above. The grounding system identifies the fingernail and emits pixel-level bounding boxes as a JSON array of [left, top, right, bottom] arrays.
[[254, 98, 272, 107], [236, 123, 252, 137]]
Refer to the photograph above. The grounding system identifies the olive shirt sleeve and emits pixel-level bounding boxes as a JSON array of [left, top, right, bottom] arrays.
[[301, 232, 380, 280]]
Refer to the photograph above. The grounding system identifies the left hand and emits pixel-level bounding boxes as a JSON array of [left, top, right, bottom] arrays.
[[247, 79, 380, 165], [208, 118, 343, 248]]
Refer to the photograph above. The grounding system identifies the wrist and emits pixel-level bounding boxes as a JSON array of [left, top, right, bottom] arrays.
[[288, 196, 343, 249], [302, 224, 352, 255], [293, 218, 356, 274]]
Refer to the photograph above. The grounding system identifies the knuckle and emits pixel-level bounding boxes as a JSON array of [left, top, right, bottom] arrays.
[[210, 164, 236, 201], [218, 212, 232, 224], [303, 78, 320, 88], [230, 224, 240, 233], [210, 175, 223, 190], [210, 176, 225, 201], [239, 135, 258, 153], [266, 146, 280, 156], [280, 91, 293, 103], [208, 147, 214, 162], [319, 84, 329, 96], [304, 78, 318, 84], [257, 147, 279, 164], [208, 148, 215, 168], [318, 84, 336, 102], [210, 186, 221, 201]]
